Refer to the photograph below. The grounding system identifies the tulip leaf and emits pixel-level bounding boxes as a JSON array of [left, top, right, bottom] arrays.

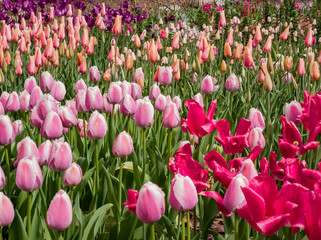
[[8, 210, 28, 240], [31, 206, 41, 240], [118, 214, 138, 240], [161, 215, 176, 239]]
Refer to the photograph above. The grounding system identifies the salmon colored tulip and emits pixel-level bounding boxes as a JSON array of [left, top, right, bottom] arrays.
[[226, 29, 234, 46], [28, 55, 37, 75], [172, 32, 180, 50], [224, 42, 232, 58], [219, 11, 226, 28], [279, 27, 290, 41], [243, 47, 254, 68], [311, 62, 320, 80], [304, 28, 313, 47], [297, 58, 306, 76], [112, 15, 122, 35], [254, 26, 262, 44], [79, 56, 87, 73], [263, 36, 272, 52], [284, 56, 292, 71], [233, 44, 243, 60]]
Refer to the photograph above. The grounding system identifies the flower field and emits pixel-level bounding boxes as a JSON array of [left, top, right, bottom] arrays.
[[0, 0, 321, 239]]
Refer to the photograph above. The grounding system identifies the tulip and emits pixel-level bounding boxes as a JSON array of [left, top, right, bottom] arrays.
[[46, 190, 72, 231], [285, 100, 302, 124], [120, 94, 136, 116], [233, 44, 243, 60], [0, 115, 15, 146], [162, 102, 180, 129], [220, 60, 227, 72], [75, 89, 88, 113], [112, 131, 134, 157], [311, 62, 320, 80], [125, 53, 134, 71], [169, 174, 198, 211], [0, 166, 5, 189], [193, 93, 204, 108], [40, 71, 55, 92], [86, 86, 103, 111], [148, 40, 159, 63], [78, 56, 87, 73], [201, 75, 219, 94], [226, 29, 234, 46], [279, 27, 290, 41], [5, 92, 20, 112], [225, 74, 240, 92], [155, 94, 168, 112], [263, 36, 272, 52], [29, 86, 43, 108], [254, 26, 262, 44], [38, 140, 52, 165], [87, 111, 107, 140], [107, 82, 122, 104], [248, 127, 266, 150], [0, 192, 14, 226], [58, 106, 77, 128], [224, 42, 232, 58], [0, 102, 4, 115], [50, 81, 66, 101], [156, 66, 172, 86], [28, 55, 37, 75], [112, 15, 122, 35], [134, 99, 154, 128], [63, 163, 83, 187], [35, 95, 58, 121], [16, 136, 39, 166], [136, 182, 165, 223], [243, 47, 254, 68], [75, 79, 87, 94], [150, 84, 161, 101], [30, 107, 43, 128], [219, 11, 226, 28], [131, 83, 142, 100], [283, 56, 292, 71], [248, 108, 265, 130], [304, 28, 313, 47], [89, 66, 100, 82], [172, 32, 180, 50], [297, 58, 305, 76], [16, 156, 43, 192], [24, 76, 37, 94], [41, 111, 63, 139], [48, 139, 72, 172]]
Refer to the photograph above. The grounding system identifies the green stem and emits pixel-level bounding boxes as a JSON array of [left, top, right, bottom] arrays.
[[95, 141, 99, 195], [143, 223, 146, 240], [181, 212, 185, 240], [83, 113, 87, 157], [167, 129, 173, 164], [57, 172, 61, 191], [117, 158, 123, 236], [187, 211, 191, 240], [142, 128, 146, 184], [70, 126, 73, 147], [0, 227, 2, 240], [27, 192, 32, 238], [235, 213, 239, 240], [57, 231, 63, 240], [5, 146, 10, 198], [193, 208, 196, 236], [149, 223, 155, 240]]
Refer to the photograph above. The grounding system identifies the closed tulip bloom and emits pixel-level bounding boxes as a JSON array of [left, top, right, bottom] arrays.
[[193, 93, 204, 108], [201, 75, 219, 94], [120, 94, 136, 116], [219, 11, 226, 28], [134, 99, 154, 127], [224, 42, 232, 58], [248, 108, 265, 130], [30, 86, 43, 108], [107, 83, 122, 104], [0, 102, 4, 115], [155, 94, 167, 112], [46, 190, 72, 231], [239, 159, 258, 182], [254, 26, 262, 44], [243, 47, 254, 68], [75, 79, 87, 94], [279, 27, 290, 41], [170, 174, 198, 211], [223, 174, 249, 212], [112, 131, 134, 157], [0, 115, 15, 146], [41, 111, 63, 139], [86, 86, 103, 111], [16, 136, 39, 165], [136, 182, 165, 223], [171, 32, 180, 50], [16, 156, 43, 192], [89, 66, 100, 82], [77, 119, 88, 138], [0, 192, 14, 226], [158, 66, 173, 86], [248, 127, 266, 150], [13, 120, 23, 136], [30, 107, 43, 128], [162, 102, 180, 129], [263, 36, 272, 52], [50, 81, 66, 101], [24, 76, 37, 94], [297, 58, 305, 76], [19, 90, 31, 112], [233, 44, 243, 60], [131, 83, 142, 100], [311, 62, 320, 80], [40, 71, 55, 92], [150, 84, 161, 101], [172, 96, 182, 111], [5, 92, 20, 112], [283, 56, 292, 71], [225, 74, 240, 92], [58, 106, 77, 128], [0, 166, 5, 189], [63, 163, 83, 187], [285, 100, 302, 124], [38, 140, 52, 165], [304, 28, 313, 47], [75, 90, 88, 113], [48, 139, 72, 172], [78, 56, 87, 73], [87, 111, 107, 140], [226, 29, 234, 46], [28, 55, 37, 75], [36, 95, 59, 121], [0, 92, 9, 107], [112, 15, 122, 35], [125, 53, 134, 71], [133, 68, 144, 85], [102, 93, 113, 113]]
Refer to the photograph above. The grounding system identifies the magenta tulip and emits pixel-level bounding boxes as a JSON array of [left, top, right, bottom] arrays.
[[0, 115, 15, 146], [16, 156, 43, 191], [46, 190, 72, 231], [0, 192, 14, 226], [41, 111, 63, 139], [63, 163, 83, 187], [48, 139, 72, 172], [87, 111, 107, 140], [169, 174, 198, 211], [112, 131, 134, 157]]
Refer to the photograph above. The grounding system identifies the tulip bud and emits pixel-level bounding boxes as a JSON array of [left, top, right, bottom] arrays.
[[149, 84, 161, 101], [0, 115, 15, 146], [267, 52, 274, 75], [283, 56, 292, 71], [86, 86, 103, 111], [107, 83, 122, 104], [120, 94, 136, 116], [87, 111, 107, 140], [40, 111, 63, 139], [48, 139, 72, 172], [263, 71, 273, 92], [311, 62, 320, 80], [225, 74, 240, 92], [63, 163, 83, 187], [297, 58, 305, 76], [75, 79, 87, 94], [16, 156, 43, 191], [220, 60, 226, 73], [112, 131, 134, 157], [162, 102, 180, 129], [0, 166, 5, 189], [201, 75, 219, 94], [50, 81, 66, 101], [195, 57, 201, 74], [40, 71, 55, 92], [89, 66, 101, 82], [38, 140, 52, 165], [134, 99, 154, 128], [248, 128, 266, 150], [0, 192, 14, 226]]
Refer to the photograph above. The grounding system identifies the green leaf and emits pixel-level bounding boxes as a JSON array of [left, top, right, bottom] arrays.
[[8, 210, 28, 240]]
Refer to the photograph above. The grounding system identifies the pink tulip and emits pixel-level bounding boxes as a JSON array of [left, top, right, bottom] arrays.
[[16, 156, 43, 191], [248, 127, 266, 150], [193, 93, 204, 108], [136, 182, 165, 223], [297, 58, 306, 76], [15, 136, 39, 166], [112, 131, 134, 157], [87, 111, 107, 140], [0, 192, 14, 226], [30, 107, 43, 128], [11, 120, 22, 135], [30, 86, 43, 108], [50, 81, 66, 101], [132, 67, 144, 84], [41, 111, 63, 139], [162, 102, 180, 128], [285, 101, 302, 124], [171, 32, 180, 50], [201, 75, 219, 94], [219, 11, 226, 28], [121, 81, 132, 96], [75, 90, 88, 113], [263, 36, 272, 52], [36, 95, 59, 121], [149, 84, 161, 101], [85, 86, 103, 111], [58, 106, 77, 128], [134, 99, 154, 128], [223, 173, 249, 212], [75, 79, 87, 94], [304, 28, 313, 47], [155, 94, 167, 112], [24, 77, 37, 94], [46, 190, 72, 231], [64, 100, 78, 117], [120, 94, 136, 116], [27, 55, 37, 75], [0, 166, 5, 189], [248, 108, 265, 130], [157, 66, 173, 86], [239, 159, 258, 182], [0, 92, 9, 108], [5, 92, 20, 112], [131, 83, 142, 100], [48, 139, 72, 172], [0, 115, 15, 146], [40, 71, 55, 92], [0, 102, 4, 115], [169, 174, 198, 211], [89, 66, 101, 82], [102, 94, 113, 113], [38, 140, 52, 165], [172, 96, 182, 111], [19, 90, 31, 112], [63, 163, 83, 187], [225, 74, 240, 92], [107, 83, 122, 104]]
